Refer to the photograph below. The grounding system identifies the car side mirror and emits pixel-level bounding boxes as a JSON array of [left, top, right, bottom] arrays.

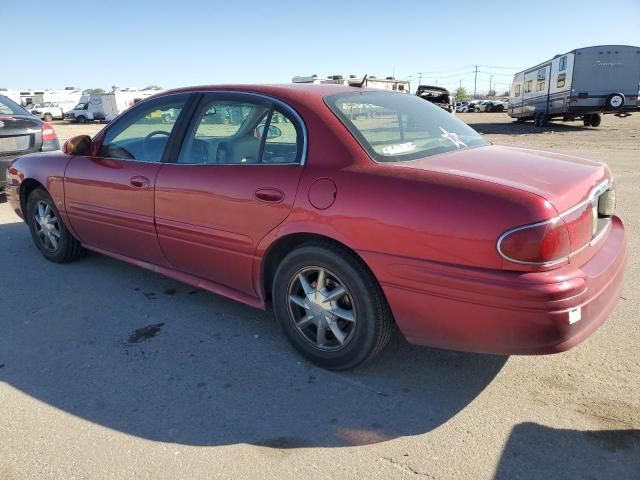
[[63, 135, 93, 155], [255, 124, 282, 140]]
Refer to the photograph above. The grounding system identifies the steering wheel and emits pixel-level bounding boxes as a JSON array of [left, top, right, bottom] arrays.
[[143, 130, 171, 160]]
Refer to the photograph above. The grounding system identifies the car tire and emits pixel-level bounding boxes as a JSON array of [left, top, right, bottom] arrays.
[[272, 243, 393, 370], [27, 188, 86, 263], [605, 93, 625, 110], [583, 116, 593, 127], [43, 113, 53, 122], [76, 115, 87, 124], [590, 114, 602, 127]]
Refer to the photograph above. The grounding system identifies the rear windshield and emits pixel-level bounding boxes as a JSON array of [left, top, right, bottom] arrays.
[[0, 95, 29, 115], [325, 91, 488, 162]]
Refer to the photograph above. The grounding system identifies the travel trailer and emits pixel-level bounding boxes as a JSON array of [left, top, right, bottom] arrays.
[[292, 74, 410, 93], [64, 89, 163, 123], [508, 45, 640, 127]]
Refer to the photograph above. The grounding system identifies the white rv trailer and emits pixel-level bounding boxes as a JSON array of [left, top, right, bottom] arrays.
[[292, 74, 410, 93], [64, 89, 164, 123], [508, 45, 640, 127]]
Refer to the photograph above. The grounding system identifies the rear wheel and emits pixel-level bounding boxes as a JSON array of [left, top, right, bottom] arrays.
[[27, 188, 86, 263], [272, 244, 393, 370]]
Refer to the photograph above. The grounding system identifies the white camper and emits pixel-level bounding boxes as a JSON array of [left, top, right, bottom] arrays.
[[64, 91, 149, 123], [508, 45, 640, 127], [292, 74, 410, 93]]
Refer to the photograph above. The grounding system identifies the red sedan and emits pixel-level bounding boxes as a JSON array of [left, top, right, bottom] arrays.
[[5, 85, 627, 370]]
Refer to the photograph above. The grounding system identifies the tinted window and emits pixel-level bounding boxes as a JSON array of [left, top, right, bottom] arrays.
[[326, 91, 487, 162], [262, 109, 301, 164], [99, 95, 187, 162], [179, 98, 302, 165], [0, 95, 29, 115]]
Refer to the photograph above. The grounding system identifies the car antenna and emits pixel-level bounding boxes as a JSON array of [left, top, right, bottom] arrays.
[[352, 74, 368, 88]]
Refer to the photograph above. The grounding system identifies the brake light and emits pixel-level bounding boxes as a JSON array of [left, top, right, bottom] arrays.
[[497, 218, 571, 265], [42, 122, 57, 142], [560, 201, 595, 251]]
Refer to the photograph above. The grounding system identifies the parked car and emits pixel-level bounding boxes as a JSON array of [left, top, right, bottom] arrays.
[[467, 100, 483, 112], [0, 95, 60, 193], [455, 102, 469, 112], [4, 85, 627, 370], [30, 102, 67, 122], [415, 85, 453, 112], [479, 100, 506, 113]]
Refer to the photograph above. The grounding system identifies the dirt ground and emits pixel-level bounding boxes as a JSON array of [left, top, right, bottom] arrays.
[[1, 113, 638, 479]]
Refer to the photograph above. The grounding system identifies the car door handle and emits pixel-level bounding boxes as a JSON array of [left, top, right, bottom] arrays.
[[130, 176, 150, 188], [254, 188, 284, 203]]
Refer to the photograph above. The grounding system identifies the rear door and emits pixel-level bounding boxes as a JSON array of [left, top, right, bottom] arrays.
[[64, 94, 192, 265], [154, 92, 306, 295]]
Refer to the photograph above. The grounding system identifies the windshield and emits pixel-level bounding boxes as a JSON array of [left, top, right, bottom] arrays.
[[0, 95, 29, 115], [72, 103, 86, 110], [325, 91, 488, 162]]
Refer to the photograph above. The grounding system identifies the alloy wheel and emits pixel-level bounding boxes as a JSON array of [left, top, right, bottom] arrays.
[[287, 266, 357, 352], [33, 200, 61, 252]]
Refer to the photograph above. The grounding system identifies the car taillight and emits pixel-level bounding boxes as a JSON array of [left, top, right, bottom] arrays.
[[560, 201, 595, 251], [498, 218, 571, 265], [42, 123, 57, 142]]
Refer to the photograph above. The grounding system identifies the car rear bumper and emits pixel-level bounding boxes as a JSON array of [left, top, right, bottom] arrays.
[[0, 157, 12, 190], [360, 216, 627, 355]]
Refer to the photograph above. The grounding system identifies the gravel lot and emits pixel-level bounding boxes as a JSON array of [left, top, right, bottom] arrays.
[[1, 113, 638, 479]]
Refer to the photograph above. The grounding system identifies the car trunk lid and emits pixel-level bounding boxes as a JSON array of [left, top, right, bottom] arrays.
[[0, 114, 43, 156], [397, 144, 609, 213]]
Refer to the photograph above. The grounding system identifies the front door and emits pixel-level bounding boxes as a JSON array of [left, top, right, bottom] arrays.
[[65, 94, 190, 265], [155, 93, 305, 295]]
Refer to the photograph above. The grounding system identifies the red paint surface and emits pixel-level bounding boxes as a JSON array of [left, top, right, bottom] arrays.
[[5, 84, 627, 355]]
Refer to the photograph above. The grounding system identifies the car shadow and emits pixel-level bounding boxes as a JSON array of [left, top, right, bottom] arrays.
[[0, 219, 506, 448], [494, 423, 640, 479], [467, 119, 589, 136]]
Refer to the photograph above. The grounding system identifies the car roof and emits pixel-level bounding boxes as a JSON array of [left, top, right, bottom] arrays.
[[154, 83, 388, 103]]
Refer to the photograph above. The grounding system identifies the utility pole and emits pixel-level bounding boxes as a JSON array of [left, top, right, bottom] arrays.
[[489, 74, 494, 97], [418, 72, 422, 86], [473, 65, 478, 98]]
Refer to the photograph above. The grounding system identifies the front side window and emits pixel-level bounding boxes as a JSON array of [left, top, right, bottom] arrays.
[[325, 91, 487, 162], [179, 97, 302, 165], [99, 95, 187, 162]]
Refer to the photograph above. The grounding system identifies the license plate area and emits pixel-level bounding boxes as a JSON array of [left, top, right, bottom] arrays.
[[0, 135, 32, 154]]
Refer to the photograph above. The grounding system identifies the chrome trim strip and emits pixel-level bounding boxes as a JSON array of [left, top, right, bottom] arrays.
[[497, 179, 612, 266]]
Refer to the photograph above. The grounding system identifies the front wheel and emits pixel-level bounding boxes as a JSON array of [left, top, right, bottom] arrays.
[[27, 188, 86, 263], [272, 244, 393, 370]]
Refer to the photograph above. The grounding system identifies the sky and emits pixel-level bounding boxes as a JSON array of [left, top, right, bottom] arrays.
[[1, 0, 639, 94]]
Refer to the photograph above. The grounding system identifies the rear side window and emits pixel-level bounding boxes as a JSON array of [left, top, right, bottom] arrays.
[[325, 91, 487, 162], [178, 96, 302, 165], [0, 95, 29, 115], [99, 95, 188, 162]]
